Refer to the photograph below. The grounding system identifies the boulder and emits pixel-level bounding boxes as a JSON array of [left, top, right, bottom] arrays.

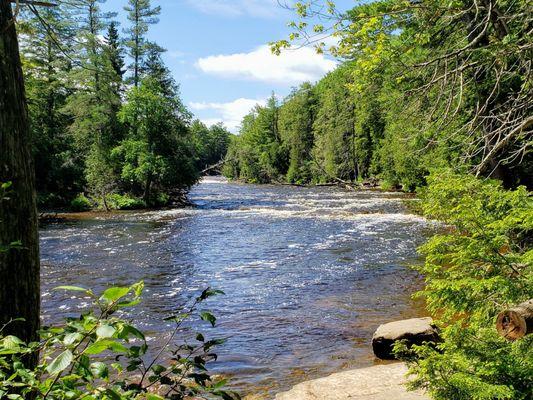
[[372, 317, 439, 360], [275, 363, 429, 400]]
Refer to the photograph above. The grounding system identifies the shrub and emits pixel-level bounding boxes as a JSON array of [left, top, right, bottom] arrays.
[[107, 193, 146, 210], [400, 170, 533, 399], [0, 283, 239, 400], [153, 192, 170, 207], [70, 194, 93, 212]]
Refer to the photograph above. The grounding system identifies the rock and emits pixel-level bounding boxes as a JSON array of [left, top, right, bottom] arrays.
[[275, 363, 429, 400], [372, 317, 439, 360]]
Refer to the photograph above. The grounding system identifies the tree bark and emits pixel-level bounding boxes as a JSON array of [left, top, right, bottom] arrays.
[[496, 300, 533, 341], [143, 173, 152, 204], [0, 0, 41, 360]]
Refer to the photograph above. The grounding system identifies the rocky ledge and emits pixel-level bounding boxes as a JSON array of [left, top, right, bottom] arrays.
[[275, 363, 429, 400]]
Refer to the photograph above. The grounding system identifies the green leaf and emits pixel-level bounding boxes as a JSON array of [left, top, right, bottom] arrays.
[[117, 324, 145, 340], [100, 286, 130, 303], [63, 332, 83, 346], [104, 389, 122, 400], [1, 335, 24, 349], [96, 324, 116, 339], [46, 350, 73, 375], [151, 364, 166, 374], [200, 311, 217, 327], [85, 339, 127, 355], [90, 361, 109, 379], [197, 288, 225, 301], [54, 286, 93, 296]]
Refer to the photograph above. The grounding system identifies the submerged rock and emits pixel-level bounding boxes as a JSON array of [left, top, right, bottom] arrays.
[[372, 317, 439, 360], [275, 363, 428, 400]]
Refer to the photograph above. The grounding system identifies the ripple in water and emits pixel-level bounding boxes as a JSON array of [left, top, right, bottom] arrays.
[[40, 176, 435, 398]]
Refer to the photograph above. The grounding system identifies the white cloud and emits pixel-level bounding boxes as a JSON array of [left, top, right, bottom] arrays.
[[196, 45, 337, 85], [184, 0, 286, 18], [190, 98, 267, 133]]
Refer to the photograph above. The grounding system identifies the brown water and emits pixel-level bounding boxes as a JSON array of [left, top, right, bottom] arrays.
[[39, 177, 433, 398]]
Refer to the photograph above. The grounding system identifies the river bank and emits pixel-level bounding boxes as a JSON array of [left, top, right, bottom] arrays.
[[273, 363, 428, 400]]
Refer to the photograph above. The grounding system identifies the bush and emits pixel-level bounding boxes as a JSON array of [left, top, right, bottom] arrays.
[[153, 192, 170, 207], [107, 193, 146, 210], [0, 283, 239, 400], [400, 170, 533, 399], [70, 194, 93, 212]]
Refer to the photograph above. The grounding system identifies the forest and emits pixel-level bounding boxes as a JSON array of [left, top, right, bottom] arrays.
[[19, 0, 231, 210], [0, 0, 532, 400], [224, 1, 532, 191]]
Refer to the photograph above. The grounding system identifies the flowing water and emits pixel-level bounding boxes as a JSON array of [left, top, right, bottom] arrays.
[[40, 177, 434, 398]]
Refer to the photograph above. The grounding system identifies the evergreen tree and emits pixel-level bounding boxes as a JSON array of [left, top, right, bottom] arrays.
[[312, 66, 356, 182], [63, 1, 123, 206], [278, 83, 316, 183], [105, 21, 125, 80], [123, 0, 162, 87], [20, 4, 82, 204]]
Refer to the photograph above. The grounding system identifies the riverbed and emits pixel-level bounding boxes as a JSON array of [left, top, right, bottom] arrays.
[[40, 177, 432, 397]]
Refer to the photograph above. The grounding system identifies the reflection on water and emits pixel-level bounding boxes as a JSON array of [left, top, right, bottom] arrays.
[[40, 176, 433, 397]]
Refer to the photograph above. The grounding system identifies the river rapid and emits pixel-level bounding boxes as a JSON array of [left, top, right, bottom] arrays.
[[40, 177, 433, 398]]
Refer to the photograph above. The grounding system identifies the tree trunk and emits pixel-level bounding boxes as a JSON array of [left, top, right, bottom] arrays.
[[0, 0, 41, 360], [143, 174, 152, 204], [496, 300, 533, 341]]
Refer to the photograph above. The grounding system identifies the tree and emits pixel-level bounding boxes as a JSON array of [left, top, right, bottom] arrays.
[[312, 66, 356, 182], [115, 77, 197, 204], [278, 83, 316, 183], [190, 120, 231, 172], [0, 0, 41, 364], [20, 3, 81, 205], [105, 21, 125, 81], [62, 1, 124, 207], [278, 0, 533, 187], [123, 0, 161, 88]]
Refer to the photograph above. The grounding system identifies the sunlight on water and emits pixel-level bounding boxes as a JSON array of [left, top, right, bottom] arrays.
[[40, 177, 435, 397]]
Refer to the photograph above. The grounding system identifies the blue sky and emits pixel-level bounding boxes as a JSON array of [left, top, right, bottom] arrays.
[[105, 0, 354, 132]]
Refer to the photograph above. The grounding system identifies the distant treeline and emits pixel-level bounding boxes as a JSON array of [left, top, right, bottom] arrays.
[[224, 1, 532, 192], [19, 0, 230, 210]]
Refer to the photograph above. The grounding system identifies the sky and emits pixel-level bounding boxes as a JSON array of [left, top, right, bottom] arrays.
[[104, 0, 354, 133]]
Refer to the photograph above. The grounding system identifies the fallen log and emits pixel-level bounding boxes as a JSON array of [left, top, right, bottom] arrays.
[[496, 300, 533, 341]]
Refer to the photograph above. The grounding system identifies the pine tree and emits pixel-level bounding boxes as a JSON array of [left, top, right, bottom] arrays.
[[123, 0, 162, 87], [105, 21, 125, 81], [20, 4, 81, 203], [63, 1, 123, 206]]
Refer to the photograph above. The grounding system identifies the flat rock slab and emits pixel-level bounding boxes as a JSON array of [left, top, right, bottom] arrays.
[[275, 363, 429, 400], [372, 317, 439, 359]]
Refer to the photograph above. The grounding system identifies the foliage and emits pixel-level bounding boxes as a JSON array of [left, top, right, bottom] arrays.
[[17, 0, 230, 211], [70, 194, 93, 212], [190, 121, 232, 173], [106, 194, 146, 211], [123, 0, 162, 88], [274, 0, 533, 188], [223, 96, 286, 184], [0, 283, 239, 400], [397, 171, 533, 399], [115, 77, 198, 205]]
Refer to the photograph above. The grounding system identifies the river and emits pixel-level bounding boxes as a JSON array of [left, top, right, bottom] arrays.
[[40, 176, 433, 398]]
